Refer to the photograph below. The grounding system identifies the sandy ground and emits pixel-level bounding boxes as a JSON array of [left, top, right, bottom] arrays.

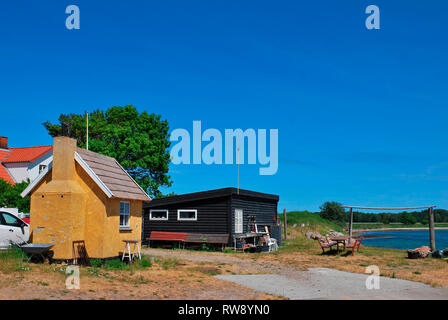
[[142, 248, 448, 300], [0, 254, 280, 300]]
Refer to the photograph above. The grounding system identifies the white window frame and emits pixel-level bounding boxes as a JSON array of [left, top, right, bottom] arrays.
[[120, 201, 130, 228], [149, 209, 169, 221], [177, 209, 197, 221]]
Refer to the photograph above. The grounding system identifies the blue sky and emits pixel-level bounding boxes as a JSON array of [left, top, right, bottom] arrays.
[[0, 1, 447, 211]]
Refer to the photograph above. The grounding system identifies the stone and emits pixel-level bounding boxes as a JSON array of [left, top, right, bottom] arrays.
[[311, 232, 322, 240], [305, 232, 313, 239], [407, 246, 432, 259], [328, 230, 344, 238]]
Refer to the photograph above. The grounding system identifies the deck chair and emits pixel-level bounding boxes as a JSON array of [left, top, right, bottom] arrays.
[[317, 237, 336, 253], [356, 236, 363, 252], [264, 226, 278, 252], [345, 239, 359, 256], [325, 236, 337, 246]]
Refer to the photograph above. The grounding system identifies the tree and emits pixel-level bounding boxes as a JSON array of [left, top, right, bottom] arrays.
[[400, 213, 417, 225], [319, 201, 345, 223], [0, 179, 31, 213], [42, 105, 172, 198]]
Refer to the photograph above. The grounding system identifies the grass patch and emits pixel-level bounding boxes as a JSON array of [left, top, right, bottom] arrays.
[[279, 211, 343, 234], [159, 258, 179, 270], [190, 266, 222, 276], [0, 248, 31, 274]]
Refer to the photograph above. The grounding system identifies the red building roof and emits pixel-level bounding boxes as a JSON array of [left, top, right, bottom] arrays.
[[2, 146, 53, 164], [0, 145, 53, 184], [0, 149, 13, 183]]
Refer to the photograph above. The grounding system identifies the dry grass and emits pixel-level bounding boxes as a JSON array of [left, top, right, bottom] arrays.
[[0, 251, 282, 300]]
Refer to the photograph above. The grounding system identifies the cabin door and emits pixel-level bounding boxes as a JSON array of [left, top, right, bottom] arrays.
[[234, 209, 243, 234]]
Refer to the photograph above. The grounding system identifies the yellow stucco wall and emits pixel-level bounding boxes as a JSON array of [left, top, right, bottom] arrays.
[[30, 138, 143, 260]]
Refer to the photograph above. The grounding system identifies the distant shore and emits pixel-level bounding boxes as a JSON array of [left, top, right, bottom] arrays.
[[353, 227, 448, 233]]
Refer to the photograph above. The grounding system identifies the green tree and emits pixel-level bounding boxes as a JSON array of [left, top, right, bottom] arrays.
[[400, 213, 417, 225], [0, 179, 31, 213], [42, 105, 172, 198], [319, 201, 345, 223]]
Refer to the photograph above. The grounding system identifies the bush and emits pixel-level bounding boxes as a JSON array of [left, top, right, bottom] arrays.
[[139, 259, 152, 268], [319, 201, 345, 223], [400, 213, 417, 225], [89, 259, 102, 268], [103, 259, 127, 270]]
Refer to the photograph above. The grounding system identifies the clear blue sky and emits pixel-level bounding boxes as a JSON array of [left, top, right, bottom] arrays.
[[0, 1, 447, 211]]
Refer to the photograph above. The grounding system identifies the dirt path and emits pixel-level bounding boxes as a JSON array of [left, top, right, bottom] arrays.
[[142, 248, 448, 300], [142, 248, 301, 277]]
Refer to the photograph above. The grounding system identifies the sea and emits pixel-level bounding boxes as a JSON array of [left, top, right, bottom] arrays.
[[359, 229, 448, 251]]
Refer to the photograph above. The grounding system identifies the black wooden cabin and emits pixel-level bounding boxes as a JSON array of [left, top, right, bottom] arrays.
[[142, 187, 280, 247]]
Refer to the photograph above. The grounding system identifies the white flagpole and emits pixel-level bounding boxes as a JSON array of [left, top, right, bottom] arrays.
[[86, 110, 89, 150], [237, 147, 240, 194]]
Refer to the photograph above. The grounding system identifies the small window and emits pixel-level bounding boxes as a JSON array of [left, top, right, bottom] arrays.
[[150, 209, 169, 221], [39, 165, 47, 174], [177, 209, 197, 221], [120, 201, 130, 228]]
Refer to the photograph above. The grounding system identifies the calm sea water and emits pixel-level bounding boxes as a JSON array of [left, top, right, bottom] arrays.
[[359, 229, 448, 250]]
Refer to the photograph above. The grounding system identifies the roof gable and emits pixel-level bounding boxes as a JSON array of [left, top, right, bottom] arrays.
[[21, 148, 151, 202], [76, 149, 150, 201]]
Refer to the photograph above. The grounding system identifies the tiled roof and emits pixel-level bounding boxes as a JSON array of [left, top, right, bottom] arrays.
[[77, 148, 150, 201], [2, 146, 53, 164], [0, 149, 14, 183], [0, 164, 14, 184]]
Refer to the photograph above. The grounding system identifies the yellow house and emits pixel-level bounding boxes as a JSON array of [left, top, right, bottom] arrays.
[[21, 136, 151, 260]]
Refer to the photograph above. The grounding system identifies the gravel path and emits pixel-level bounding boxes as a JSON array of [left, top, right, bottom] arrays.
[[142, 248, 448, 300]]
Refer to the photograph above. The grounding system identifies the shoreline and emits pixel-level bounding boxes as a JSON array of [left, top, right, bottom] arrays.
[[353, 227, 448, 233]]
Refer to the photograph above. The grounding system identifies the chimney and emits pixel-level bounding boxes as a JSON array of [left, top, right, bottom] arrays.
[[52, 136, 77, 181], [0, 137, 8, 149]]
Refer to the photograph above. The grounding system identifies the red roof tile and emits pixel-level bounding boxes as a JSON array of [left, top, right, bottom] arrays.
[[0, 150, 14, 183], [0, 149, 10, 161], [0, 164, 14, 184], [2, 146, 53, 164]]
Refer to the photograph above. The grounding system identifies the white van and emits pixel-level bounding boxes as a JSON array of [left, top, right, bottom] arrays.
[[0, 211, 30, 249]]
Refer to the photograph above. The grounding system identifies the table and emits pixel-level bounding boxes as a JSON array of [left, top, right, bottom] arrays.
[[122, 240, 141, 264], [233, 232, 267, 252], [329, 236, 349, 252]]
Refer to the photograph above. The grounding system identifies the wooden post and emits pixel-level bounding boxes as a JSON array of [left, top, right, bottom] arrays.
[[428, 207, 436, 252], [348, 208, 353, 239], [283, 208, 287, 240]]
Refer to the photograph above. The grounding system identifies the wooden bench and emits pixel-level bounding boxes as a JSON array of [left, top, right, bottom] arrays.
[[185, 233, 229, 244], [317, 237, 337, 253], [147, 231, 188, 248]]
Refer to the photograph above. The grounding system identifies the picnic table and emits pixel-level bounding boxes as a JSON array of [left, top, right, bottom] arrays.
[[329, 236, 349, 252]]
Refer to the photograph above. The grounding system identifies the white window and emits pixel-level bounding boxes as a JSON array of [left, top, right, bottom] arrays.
[[150, 209, 169, 221], [177, 209, 197, 221], [39, 165, 47, 174], [120, 201, 130, 228], [235, 209, 243, 234]]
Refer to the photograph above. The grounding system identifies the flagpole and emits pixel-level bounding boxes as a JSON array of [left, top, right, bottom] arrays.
[[237, 147, 240, 195], [86, 110, 89, 150]]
